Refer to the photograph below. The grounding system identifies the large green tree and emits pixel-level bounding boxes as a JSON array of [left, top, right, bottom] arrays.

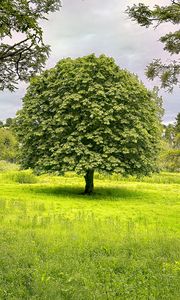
[[126, 0, 180, 92], [15, 54, 162, 194], [0, 0, 61, 91]]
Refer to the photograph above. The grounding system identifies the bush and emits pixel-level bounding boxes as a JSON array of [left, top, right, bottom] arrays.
[[5, 170, 38, 184], [0, 160, 19, 172]]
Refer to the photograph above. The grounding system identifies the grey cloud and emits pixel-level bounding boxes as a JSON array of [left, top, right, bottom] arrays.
[[0, 0, 179, 122]]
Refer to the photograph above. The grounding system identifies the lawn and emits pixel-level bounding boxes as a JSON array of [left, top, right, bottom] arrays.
[[0, 169, 180, 299]]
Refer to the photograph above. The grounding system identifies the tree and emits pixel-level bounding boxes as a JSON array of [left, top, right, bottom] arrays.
[[174, 112, 180, 133], [5, 117, 13, 127], [0, 121, 3, 127], [0, 0, 61, 91], [126, 1, 180, 92], [174, 112, 180, 149], [15, 54, 162, 194], [0, 128, 18, 162], [163, 123, 175, 147], [174, 133, 180, 149], [159, 148, 180, 172]]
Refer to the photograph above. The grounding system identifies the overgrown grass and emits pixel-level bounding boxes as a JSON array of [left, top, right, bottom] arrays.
[[3, 169, 38, 184], [0, 160, 19, 172], [0, 167, 179, 299]]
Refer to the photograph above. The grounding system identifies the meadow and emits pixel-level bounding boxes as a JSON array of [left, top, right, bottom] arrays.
[[0, 165, 180, 299]]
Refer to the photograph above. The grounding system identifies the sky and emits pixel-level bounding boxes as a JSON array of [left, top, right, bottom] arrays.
[[0, 0, 179, 124]]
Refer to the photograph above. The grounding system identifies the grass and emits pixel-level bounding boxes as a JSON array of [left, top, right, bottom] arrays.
[[0, 167, 180, 299], [0, 160, 19, 172]]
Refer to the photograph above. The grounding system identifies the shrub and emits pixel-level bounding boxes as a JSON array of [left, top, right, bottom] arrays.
[[5, 170, 38, 184], [0, 160, 19, 172]]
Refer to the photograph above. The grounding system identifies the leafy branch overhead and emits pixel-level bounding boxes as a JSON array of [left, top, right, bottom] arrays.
[[126, 1, 180, 92], [0, 0, 61, 91]]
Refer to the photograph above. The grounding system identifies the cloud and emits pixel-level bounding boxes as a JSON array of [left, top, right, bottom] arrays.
[[0, 0, 179, 122]]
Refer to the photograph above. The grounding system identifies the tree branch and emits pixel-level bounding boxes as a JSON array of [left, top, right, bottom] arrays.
[[172, 0, 180, 6], [16, 53, 22, 79], [0, 37, 30, 59]]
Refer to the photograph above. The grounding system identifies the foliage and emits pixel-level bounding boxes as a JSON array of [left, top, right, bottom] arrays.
[[0, 117, 15, 128], [174, 133, 180, 149], [126, 1, 180, 92], [0, 172, 179, 299], [162, 113, 180, 149], [159, 149, 180, 172], [159, 113, 180, 171], [4, 117, 13, 127], [175, 112, 180, 134], [0, 160, 19, 172], [0, 0, 61, 91], [4, 170, 38, 184], [0, 128, 18, 162], [163, 124, 175, 147], [15, 54, 162, 192]]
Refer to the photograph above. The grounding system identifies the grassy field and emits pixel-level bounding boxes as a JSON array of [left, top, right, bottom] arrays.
[[0, 168, 180, 299]]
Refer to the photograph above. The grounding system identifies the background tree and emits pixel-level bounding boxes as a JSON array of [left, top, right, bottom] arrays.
[[0, 121, 3, 128], [174, 134, 180, 149], [163, 123, 175, 147], [158, 112, 180, 171], [0, 0, 61, 91], [5, 117, 13, 128], [15, 54, 162, 194], [126, 1, 180, 92], [174, 112, 180, 149], [0, 128, 18, 162], [162, 112, 180, 148], [174, 112, 180, 133]]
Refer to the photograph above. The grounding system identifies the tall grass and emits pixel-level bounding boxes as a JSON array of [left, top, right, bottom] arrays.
[[94, 171, 180, 184], [0, 160, 19, 172], [0, 167, 179, 299], [3, 170, 38, 184]]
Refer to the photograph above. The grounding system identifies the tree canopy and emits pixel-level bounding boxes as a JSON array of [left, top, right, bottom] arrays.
[[126, 0, 180, 92], [0, 0, 61, 91], [15, 54, 162, 193], [4, 117, 13, 127]]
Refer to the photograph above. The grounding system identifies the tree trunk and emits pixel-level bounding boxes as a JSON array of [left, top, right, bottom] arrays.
[[84, 169, 94, 194]]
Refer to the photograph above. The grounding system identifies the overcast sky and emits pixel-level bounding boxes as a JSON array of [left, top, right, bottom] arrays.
[[0, 0, 179, 123]]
